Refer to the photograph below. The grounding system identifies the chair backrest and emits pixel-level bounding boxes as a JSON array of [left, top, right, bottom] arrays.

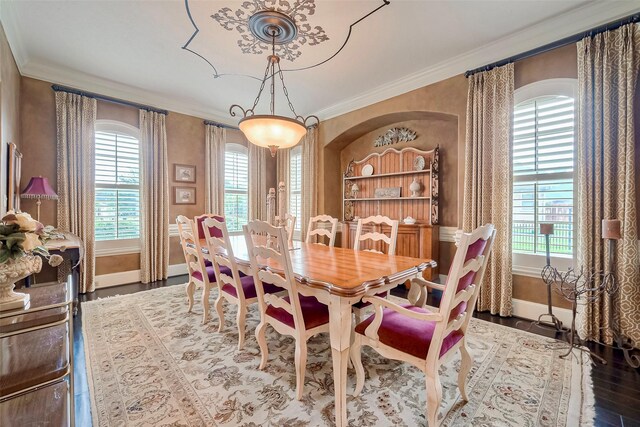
[[194, 213, 224, 240], [176, 215, 206, 281], [306, 214, 339, 246], [243, 220, 305, 331], [202, 217, 246, 299], [276, 213, 296, 244], [354, 215, 399, 255], [427, 224, 496, 362]]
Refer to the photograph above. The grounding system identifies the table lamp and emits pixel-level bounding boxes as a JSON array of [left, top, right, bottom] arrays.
[[20, 176, 58, 222]]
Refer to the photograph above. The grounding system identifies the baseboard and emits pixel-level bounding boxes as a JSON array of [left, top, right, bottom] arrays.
[[94, 263, 188, 289], [512, 298, 573, 326]]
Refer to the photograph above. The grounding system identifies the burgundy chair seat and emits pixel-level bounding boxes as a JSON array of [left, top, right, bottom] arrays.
[[192, 265, 231, 283], [204, 259, 212, 267], [353, 291, 388, 309], [222, 275, 282, 300], [266, 295, 329, 330], [355, 304, 463, 359]]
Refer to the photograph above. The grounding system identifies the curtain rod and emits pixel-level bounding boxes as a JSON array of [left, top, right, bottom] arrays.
[[465, 12, 640, 77], [51, 84, 169, 115], [203, 119, 239, 130]]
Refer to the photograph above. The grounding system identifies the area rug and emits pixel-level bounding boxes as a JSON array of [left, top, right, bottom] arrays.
[[82, 285, 594, 426]]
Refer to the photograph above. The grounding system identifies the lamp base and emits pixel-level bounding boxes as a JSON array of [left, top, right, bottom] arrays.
[[0, 290, 30, 311]]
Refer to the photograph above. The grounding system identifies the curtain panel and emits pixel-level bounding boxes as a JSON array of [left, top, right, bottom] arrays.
[[462, 63, 514, 317], [276, 147, 291, 223], [301, 126, 319, 241], [55, 91, 97, 293], [576, 23, 640, 344], [205, 124, 226, 215], [139, 110, 170, 283], [249, 144, 268, 220]]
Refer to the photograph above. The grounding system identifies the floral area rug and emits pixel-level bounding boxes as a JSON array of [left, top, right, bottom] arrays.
[[82, 285, 594, 426]]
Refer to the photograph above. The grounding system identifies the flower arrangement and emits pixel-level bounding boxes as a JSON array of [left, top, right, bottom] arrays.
[[0, 211, 63, 267]]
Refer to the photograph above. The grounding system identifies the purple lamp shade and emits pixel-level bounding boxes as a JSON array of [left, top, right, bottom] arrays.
[[21, 176, 58, 200]]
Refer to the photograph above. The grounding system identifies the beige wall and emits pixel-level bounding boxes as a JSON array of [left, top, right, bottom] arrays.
[[19, 77, 276, 282], [0, 22, 21, 216]]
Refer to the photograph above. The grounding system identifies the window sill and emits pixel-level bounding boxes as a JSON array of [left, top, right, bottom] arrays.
[[95, 239, 141, 257], [512, 251, 574, 278]]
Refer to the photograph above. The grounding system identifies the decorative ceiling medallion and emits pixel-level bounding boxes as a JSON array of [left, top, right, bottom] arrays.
[[212, 0, 329, 62], [374, 127, 418, 147]]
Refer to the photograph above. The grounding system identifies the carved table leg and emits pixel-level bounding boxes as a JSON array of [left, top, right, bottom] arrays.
[[328, 295, 352, 427]]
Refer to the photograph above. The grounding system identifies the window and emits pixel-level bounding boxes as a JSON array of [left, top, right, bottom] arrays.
[[513, 86, 575, 261], [224, 144, 249, 233], [94, 123, 141, 243], [289, 146, 302, 237]]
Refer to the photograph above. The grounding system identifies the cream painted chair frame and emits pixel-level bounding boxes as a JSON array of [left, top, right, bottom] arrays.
[[276, 213, 296, 244], [244, 220, 330, 400], [176, 215, 214, 324], [351, 224, 496, 426], [305, 214, 339, 246], [354, 215, 399, 255], [203, 216, 256, 350]]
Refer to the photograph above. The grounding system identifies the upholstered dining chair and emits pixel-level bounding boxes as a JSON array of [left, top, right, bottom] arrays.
[[176, 215, 216, 324], [305, 214, 339, 246], [351, 224, 496, 426], [352, 215, 400, 322], [203, 217, 282, 350], [354, 215, 399, 255], [243, 220, 330, 400]]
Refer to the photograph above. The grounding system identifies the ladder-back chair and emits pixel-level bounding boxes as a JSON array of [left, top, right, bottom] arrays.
[[305, 214, 339, 246], [354, 215, 399, 255]]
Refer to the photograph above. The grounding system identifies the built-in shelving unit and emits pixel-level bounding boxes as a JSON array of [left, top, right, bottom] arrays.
[[343, 169, 432, 181]]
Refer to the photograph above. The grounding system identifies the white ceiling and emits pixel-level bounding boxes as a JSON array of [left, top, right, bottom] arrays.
[[2, 1, 639, 124]]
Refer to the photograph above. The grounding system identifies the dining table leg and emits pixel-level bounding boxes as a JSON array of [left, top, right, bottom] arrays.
[[328, 294, 352, 427]]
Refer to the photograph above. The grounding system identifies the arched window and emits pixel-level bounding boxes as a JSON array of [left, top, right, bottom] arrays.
[[224, 143, 249, 233], [94, 121, 141, 246], [289, 145, 302, 237], [512, 79, 577, 271]]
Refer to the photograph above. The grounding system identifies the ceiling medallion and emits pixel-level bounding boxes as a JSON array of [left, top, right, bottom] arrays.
[[212, 0, 329, 62]]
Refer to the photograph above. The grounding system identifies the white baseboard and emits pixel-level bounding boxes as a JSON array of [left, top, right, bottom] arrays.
[[512, 298, 573, 326], [94, 263, 188, 289]]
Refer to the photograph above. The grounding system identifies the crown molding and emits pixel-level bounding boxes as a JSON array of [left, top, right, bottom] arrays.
[[20, 61, 235, 125], [0, 0, 28, 70], [315, 1, 640, 120]]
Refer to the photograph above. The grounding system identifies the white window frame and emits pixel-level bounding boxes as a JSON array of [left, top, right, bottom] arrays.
[[224, 143, 249, 235], [512, 78, 578, 277], [94, 120, 141, 257], [289, 146, 303, 241]]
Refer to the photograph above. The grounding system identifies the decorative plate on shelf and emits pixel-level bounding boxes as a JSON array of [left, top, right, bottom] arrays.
[[414, 156, 426, 171], [362, 164, 374, 176]]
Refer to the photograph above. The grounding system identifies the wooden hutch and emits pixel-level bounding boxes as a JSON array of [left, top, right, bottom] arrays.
[[341, 146, 440, 279]]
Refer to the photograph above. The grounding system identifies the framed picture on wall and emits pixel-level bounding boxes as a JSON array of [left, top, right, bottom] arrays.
[[173, 164, 196, 183], [7, 142, 22, 212], [174, 186, 196, 205]]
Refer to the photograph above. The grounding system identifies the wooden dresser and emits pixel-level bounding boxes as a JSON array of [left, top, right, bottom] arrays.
[[341, 221, 439, 280]]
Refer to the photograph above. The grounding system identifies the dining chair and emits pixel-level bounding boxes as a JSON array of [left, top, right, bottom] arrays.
[[243, 220, 330, 400], [351, 224, 496, 426], [276, 213, 296, 244], [305, 214, 339, 246], [176, 215, 215, 324], [354, 215, 399, 255], [203, 217, 282, 349]]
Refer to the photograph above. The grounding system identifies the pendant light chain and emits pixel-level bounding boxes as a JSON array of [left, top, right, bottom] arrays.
[[270, 30, 276, 115], [276, 60, 300, 119]]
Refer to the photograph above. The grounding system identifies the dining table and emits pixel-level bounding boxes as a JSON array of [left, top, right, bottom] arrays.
[[198, 234, 436, 426]]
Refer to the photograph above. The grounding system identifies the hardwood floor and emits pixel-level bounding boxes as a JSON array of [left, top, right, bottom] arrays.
[[73, 276, 640, 426]]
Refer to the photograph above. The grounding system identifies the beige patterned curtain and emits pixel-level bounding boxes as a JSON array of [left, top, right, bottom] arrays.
[[462, 63, 514, 316], [577, 23, 640, 344], [276, 147, 291, 219], [205, 124, 226, 214], [55, 91, 96, 293], [249, 144, 268, 220], [301, 126, 319, 240], [139, 110, 170, 283]]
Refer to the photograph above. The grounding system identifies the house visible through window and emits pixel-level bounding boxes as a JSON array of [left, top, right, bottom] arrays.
[[224, 144, 249, 233], [289, 146, 302, 236], [512, 94, 575, 257], [95, 127, 141, 241]]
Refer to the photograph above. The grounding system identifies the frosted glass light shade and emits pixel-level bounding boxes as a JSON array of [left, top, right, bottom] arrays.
[[239, 115, 306, 156]]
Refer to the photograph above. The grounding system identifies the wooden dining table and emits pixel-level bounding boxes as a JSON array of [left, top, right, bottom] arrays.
[[198, 235, 436, 426]]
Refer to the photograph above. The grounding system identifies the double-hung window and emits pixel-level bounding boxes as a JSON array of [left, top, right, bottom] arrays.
[[224, 144, 249, 233], [512, 79, 577, 272], [94, 122, 141, 253], [289, 146, 302, 239]]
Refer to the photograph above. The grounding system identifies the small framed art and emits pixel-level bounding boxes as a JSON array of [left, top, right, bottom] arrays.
[[173, 164, 196, 183], [174, 186, 196, 205]]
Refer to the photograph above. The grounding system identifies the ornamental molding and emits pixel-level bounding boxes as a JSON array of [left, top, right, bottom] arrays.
[[373, 127, 417, 147]]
